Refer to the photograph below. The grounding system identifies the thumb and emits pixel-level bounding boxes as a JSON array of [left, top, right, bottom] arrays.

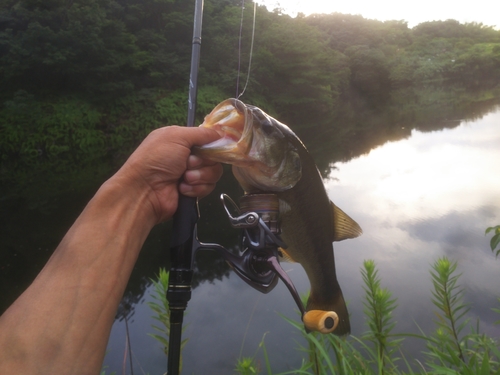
[[175, 126, 223, 148]]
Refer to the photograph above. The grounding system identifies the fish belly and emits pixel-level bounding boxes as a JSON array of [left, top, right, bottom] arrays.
[[278, 188, 351, 335]]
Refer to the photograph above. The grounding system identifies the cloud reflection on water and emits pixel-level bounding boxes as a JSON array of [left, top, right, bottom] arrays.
[[328, 107, 500, 344], [105, 106, 500, 374]]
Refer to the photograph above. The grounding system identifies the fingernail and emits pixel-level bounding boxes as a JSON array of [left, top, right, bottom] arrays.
[[179, 183, 193, 194]]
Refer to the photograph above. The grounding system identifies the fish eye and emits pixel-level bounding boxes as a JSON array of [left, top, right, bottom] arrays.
[[261, 119, 274, 135], [251, 108, 284, 138], [294, 155, 301, 171]]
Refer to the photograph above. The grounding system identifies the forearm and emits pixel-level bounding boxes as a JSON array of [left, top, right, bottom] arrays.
[[0, 125, 223, 375], [0, 177, 157, 375]]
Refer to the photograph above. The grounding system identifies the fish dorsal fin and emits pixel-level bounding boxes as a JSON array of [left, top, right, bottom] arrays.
[[331, 201, 363, 242], [278, 247, 297, 263]]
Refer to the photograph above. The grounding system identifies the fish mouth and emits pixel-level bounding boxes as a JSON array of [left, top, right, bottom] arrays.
[[194, 98, 253, 164]]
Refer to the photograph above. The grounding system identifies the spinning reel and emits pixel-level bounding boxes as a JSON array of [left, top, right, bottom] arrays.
[[193, 193, 339, 334], [166, 192, 339, 374]]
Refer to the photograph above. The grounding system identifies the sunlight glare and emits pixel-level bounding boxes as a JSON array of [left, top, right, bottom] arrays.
[[256, 0, 498, 28], [325, 116, 500, 223]]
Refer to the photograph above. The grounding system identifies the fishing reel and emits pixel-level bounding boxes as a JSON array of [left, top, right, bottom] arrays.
[[193, 193, 339, 334]]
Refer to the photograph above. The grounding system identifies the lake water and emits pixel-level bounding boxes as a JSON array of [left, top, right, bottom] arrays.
[[102, 101, 500, 374], [1, 92, 500, 374]]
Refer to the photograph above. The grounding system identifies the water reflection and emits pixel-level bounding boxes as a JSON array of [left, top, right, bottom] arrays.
[[105, 102, 500, 373], [327, 107, 500, 357], [2, 85, 500, 374]]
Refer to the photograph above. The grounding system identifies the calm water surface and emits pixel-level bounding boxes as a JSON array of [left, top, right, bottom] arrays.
[[101, 105, 500, 374], [1, 97, 500, 374]]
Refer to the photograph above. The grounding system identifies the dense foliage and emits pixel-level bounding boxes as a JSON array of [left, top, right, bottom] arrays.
[[1, 0, 500, 191]]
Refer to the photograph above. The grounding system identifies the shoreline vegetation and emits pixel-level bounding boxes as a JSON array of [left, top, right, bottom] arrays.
[[2, 1, 500, 201], [234, 232, 499, 375], [114, 255, 499, 375]]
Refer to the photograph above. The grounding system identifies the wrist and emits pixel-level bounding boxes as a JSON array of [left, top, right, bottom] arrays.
[[96, 172, 159, 232]]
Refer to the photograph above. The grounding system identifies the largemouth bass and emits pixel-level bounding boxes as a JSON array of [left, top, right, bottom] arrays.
[[194, 98, 362, 335]]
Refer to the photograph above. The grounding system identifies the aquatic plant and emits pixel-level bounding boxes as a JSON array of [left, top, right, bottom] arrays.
[[486, 225, 500, 258], [361, 259, 401, 374], [235, 357, 261, 375], [142, 257, 499, 374], [272, 260, 407, 375], [425, 257, 469, 366], [235, 334, 273, 375], [147, 268, 187, 369], [99, 366, 116, 375], [234, 257, 500, 375], [423, 257, 500, 374]]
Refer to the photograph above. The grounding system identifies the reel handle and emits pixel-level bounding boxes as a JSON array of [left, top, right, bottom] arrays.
[[303, 310, 339, 334]]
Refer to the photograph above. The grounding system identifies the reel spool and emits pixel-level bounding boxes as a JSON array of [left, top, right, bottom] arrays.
[[239, 193, 280, 234]]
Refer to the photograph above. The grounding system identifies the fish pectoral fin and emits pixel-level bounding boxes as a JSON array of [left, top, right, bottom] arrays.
[[278, 247, 297, 263], [330, 201, 363, 242]]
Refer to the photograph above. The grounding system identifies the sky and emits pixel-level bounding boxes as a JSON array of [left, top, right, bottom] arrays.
[[256, 0, 499, 28]]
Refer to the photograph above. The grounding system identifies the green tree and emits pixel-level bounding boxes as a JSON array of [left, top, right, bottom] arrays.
[[250, 13, 350, 127], [345, 45, 391, 98], [0, 0, 148, 97]]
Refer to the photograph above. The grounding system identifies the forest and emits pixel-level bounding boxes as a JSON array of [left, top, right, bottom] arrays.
[[1, 0, 500, 195]]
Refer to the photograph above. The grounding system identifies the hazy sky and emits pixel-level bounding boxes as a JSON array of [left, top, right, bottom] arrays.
[[256, 0, 498, 28]]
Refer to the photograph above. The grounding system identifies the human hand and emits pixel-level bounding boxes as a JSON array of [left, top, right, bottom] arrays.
[[113, 126, 223, 223]]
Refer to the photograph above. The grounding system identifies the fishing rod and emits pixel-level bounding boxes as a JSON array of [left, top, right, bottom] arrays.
[[167, 2, 337, 373], [166, 1, 254, 373], [166, 0, 204, 374]]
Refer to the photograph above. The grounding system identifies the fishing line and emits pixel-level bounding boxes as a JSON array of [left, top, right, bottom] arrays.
[[124, 315, 135, 375], [238, 293, 261, 358], [235, 0, 245, 97], [236, 0, 257, 99]]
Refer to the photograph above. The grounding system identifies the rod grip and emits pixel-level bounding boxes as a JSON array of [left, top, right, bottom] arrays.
[[303, 310, 339, 334]]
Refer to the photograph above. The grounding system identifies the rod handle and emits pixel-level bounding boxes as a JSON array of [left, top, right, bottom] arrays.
[[303, 310, 339, 334]]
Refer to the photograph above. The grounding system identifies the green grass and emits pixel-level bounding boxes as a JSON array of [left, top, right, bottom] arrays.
[[234, 257, 500, 375], [142, 255, 499, 375]]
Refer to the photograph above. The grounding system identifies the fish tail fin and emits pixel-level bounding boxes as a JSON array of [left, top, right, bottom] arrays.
[[306, 291, 350, 336], [330, 292, 351, 335]]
